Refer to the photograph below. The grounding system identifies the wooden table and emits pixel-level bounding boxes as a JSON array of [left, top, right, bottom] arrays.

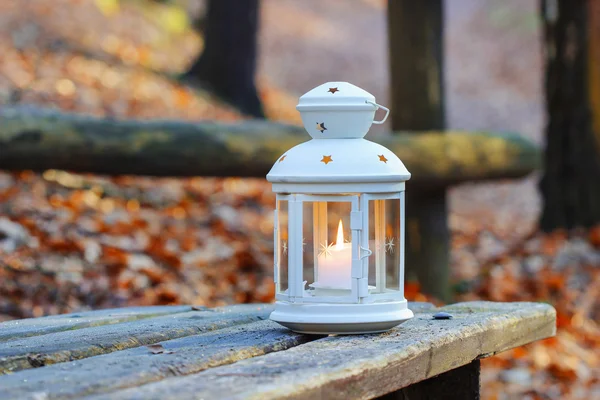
[[0, 301, 555, 399]]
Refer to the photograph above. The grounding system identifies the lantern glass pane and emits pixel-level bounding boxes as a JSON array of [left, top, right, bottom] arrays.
[[367, 198, 401, 294], [384, 198, 401, 292], [302, 201, 352, 294], [302, 202, 315, 290], [367, 201, 376, 289], [276, 199, 288, 296]]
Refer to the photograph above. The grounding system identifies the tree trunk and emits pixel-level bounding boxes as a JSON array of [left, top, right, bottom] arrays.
[[388, 0, 449, 301], [388, 0, 445, 130], [183, 0, 265, 118], [540, 0, 600, 231], [587, 0, 600, 153]]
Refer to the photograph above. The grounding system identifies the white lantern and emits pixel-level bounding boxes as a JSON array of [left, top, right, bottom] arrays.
[[267, 82, 413, 334]]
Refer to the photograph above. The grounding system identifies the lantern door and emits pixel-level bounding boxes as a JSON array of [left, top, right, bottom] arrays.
[[360, 192, 405, 301], [277, 194, 361, 304]]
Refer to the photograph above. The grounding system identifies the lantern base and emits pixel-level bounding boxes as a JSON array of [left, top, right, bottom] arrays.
[[270, 299, 413, 334]]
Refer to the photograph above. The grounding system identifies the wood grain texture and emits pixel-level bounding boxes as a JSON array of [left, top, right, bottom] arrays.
[[0, 306, 197, 343], [0, 106, 539, 186], [0, 302, 554, 400], [0, 303, 434, 399], [0, 304, 272, 374], [0, 320, 320, 399], [84, 302, 555, 400]]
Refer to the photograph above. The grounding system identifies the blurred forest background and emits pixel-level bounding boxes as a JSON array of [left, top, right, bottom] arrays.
[[0, 0, 599, 399]]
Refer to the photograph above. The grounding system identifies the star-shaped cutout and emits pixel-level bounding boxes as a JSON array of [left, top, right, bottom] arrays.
[[316, 122, 327, 133], [279, 155, 286, 162], [378, 154, 388, 163], [321, 155, 333, 164], [319, 242, 334, 258], [385, 237, 395, 254], [328, 87, 339, 94]]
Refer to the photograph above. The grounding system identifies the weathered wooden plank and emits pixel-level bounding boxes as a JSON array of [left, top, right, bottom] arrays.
[[0, 106, 540, 186], [0, 306, 196, 343], [0, 304, 273, 375], [91, 302, 555, 400], [0, 303, 433, 399], [0, 320, 321, 399], [399, 302, 434, 313]]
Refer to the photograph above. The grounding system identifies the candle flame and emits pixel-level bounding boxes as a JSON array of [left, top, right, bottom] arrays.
[[335, 219, 345, 250]]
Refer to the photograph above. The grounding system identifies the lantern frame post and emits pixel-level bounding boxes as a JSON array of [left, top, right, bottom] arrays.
[[399, 190, 406, 298], [312, 202, 327, 283]]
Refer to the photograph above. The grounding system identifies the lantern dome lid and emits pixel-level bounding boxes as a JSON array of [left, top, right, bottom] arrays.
[[266, 138, 411, 192], [296, 82, 376, 112], [267, 82, 410, 193]]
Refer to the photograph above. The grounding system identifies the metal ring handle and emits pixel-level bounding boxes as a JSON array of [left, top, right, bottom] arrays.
[[366, 100, 390, 124]]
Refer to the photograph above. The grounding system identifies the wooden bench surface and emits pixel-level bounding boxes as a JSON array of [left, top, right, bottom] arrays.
[[0, 301, 555, 400]]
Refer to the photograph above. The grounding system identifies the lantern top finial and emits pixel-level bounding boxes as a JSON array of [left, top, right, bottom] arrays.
[[296, 82, 388, 140], [296, 82, 375, 112]]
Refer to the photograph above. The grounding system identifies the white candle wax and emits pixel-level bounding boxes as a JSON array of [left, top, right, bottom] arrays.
[[315, 219, 352, 289], [317, 244, 352, 289]]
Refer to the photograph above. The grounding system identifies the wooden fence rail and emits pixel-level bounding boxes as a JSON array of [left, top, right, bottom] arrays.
[[0, 106, 540, 187]]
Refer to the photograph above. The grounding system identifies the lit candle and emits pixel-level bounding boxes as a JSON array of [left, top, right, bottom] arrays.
[[316, 219, 352, 289]]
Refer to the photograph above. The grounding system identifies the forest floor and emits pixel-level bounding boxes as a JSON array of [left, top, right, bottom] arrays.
[[0, 1, 598, 399]]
